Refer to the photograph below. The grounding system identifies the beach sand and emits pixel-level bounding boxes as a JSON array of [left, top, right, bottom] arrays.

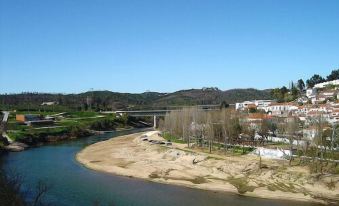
[[76, 131, 339, 204]]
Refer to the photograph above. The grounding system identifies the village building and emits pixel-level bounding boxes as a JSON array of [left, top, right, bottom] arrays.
[[16, 114, 54, 126], [235, 100, 274, 111], [265, 103, 298, 116], [240, 113, 272, 131], [297, 96, 309, 104], [16, 114, 42, 123], [314, 79, 339, 89], [306, 88, 317, 98], [41, 101, 58, 106], [303, 126, 317, 141]]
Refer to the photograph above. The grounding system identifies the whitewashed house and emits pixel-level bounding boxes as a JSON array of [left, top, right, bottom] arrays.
[[266, 103, 298, 116], [295, 105, 310, 116], [41, 101, 58, 106], [306, 88, 317, 98], [236, 100, 274, 111], [303, 127, 317, 141], [314, 79, 339, 89]]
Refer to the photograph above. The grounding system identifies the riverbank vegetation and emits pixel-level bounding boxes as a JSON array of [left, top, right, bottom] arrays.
[[4, 111, 147, 146], [0, 166, 51, 206], [0, 168, 25, 205]]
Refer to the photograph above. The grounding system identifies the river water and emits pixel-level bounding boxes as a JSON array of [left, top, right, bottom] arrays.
[[1, 129, 322, 206]]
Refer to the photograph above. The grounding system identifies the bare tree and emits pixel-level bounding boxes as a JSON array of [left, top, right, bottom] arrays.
[[258, 119, 270, 145], [33, 180, 50, 206], [182, 108, 192, 147], [285, 116, 299, 166], [310, 115, 327, 173], [0, 168, 51, 206], [220, 108, 231, 151]]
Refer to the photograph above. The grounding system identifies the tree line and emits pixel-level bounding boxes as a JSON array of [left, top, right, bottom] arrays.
[[271, 69, 339, 102], [160, 107, 339, 173]]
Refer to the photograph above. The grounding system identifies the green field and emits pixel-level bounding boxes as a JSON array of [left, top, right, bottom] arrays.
[[5, 112, 131, 141]]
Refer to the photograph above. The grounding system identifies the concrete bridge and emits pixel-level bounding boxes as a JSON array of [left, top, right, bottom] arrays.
[[115, 110, 168, 128], [114, 110, 168, 117], [102, 105, 222, 128], [102, 110, 171, 128]]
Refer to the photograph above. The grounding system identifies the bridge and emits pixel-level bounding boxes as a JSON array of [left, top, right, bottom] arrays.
[[101, 105, 222, 128], [115, 110, 169, 116]]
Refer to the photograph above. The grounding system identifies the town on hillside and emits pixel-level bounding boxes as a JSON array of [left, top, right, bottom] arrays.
[[234, 70, 339, 150]]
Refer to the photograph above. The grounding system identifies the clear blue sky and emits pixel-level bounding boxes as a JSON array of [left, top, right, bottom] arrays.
[[0, 0, 338, 94]]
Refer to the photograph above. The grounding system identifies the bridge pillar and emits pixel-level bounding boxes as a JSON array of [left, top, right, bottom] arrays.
[[153, 115, 157, 129]]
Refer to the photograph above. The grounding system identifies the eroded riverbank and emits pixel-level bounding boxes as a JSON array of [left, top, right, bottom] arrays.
[[77, 131, 339, 205]]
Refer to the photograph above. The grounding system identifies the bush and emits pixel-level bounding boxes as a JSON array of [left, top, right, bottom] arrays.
[[90, 119, 116, 131], [69, 125, 90, 137], [162, 132, 185, 144]]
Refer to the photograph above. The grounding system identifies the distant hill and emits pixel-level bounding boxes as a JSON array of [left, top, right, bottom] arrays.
[[0, 88, 272, 111], [152, 88, 272, 106], [222, 88, 273, 103]]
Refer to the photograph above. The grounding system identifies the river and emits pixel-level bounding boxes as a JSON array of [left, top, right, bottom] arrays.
[[1, 129, 322, 206]]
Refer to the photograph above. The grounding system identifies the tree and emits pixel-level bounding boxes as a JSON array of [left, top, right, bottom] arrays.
[[229, 117, 242, 145], [327, 69, 339, 81], [306, 74, 325, 88], [220, 108, 231, 151], [271, 88, 284, 102], [0, 168, 51, 206], [268, 120, 278, 136], [182, 108, 192, 148], [312, 116, 327, 173], [33, 180, 51, 206], [285, 117, 300, 166], [330, 124, 339, 160], [258, 119, 270, 144], [291, 85, 299, 100], [220, 101, 229, 109], [206, 113, 214, 153], [248, 107, 257, 113], [271, 86, 290, 102], [280, 86, 289, 95], [297, 79, 305, 91]]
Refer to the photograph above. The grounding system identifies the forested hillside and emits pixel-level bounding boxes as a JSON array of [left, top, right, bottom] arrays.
[[0, 88, 272, 111]]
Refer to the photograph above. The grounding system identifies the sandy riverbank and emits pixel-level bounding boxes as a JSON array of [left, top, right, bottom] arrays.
[[76, 131, 339, 205]]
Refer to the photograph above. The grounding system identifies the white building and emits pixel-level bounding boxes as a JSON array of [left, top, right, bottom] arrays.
[[236, 101, 255, 110], [314, 79, 339, 89], [41, 101, 58, 106], [303, 127, 317, 141], [236, 100, 274, 111], [297, 96, 309, 104], [266, 103, 298, 116], [295, 105, 310, 115], [309, 105, 331, 113], [306, 88, 317, 98]]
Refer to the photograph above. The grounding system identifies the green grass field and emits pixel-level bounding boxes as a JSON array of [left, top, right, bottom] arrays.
[[4, 111, 131, 141], [66, 111, 98, 118], [162, 132, 186, 144]]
